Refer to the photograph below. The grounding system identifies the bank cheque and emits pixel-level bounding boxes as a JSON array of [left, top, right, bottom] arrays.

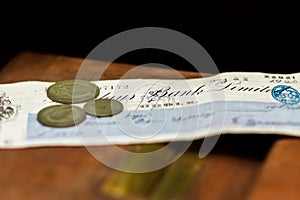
[[0, 72, 299, 148]]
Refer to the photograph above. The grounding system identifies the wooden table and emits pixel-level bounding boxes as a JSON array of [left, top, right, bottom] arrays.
[[0, 52, 300, 200]]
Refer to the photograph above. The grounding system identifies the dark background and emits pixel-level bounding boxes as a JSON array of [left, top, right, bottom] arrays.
[[1, 0, 299, 73]]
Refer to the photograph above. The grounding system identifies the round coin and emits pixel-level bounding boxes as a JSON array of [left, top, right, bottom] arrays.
[[37, 104, 86, 127], [47, 80, 100, 104], [84, 98, 123, 117]]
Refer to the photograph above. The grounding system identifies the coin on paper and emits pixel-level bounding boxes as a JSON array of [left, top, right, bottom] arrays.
[[84, 98, 123, 117], [47, 80, 100, 104], [37, 104, 86, 127]]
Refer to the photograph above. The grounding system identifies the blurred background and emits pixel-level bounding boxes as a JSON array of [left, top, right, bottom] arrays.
[[1, 0, 299, 73]]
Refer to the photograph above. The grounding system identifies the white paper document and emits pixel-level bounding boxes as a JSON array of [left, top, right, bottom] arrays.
[[1, 72, 300, 148]]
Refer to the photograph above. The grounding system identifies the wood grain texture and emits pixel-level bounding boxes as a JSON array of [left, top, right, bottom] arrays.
[[246, 138, 300, 200], [0, 147, 114, 200], [0, 51, 266, 200], [0, 51, 203, 83], [189, 154, 260, 200]]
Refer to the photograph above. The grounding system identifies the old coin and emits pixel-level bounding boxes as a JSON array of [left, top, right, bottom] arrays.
[[84, 98, 123, 117], [47, 80, 100, 104], [37, 104, 86, 127]]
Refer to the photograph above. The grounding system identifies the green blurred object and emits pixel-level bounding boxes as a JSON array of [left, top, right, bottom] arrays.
[[101, 144, 166, 198], [149, 152, 204, 200], [101, 144, 204, 199]]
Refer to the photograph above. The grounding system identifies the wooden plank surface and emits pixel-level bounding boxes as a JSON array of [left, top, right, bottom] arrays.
[[0, 51, 204, 83], [247, 138, 300, 200], [0, 51, 277, 200]]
